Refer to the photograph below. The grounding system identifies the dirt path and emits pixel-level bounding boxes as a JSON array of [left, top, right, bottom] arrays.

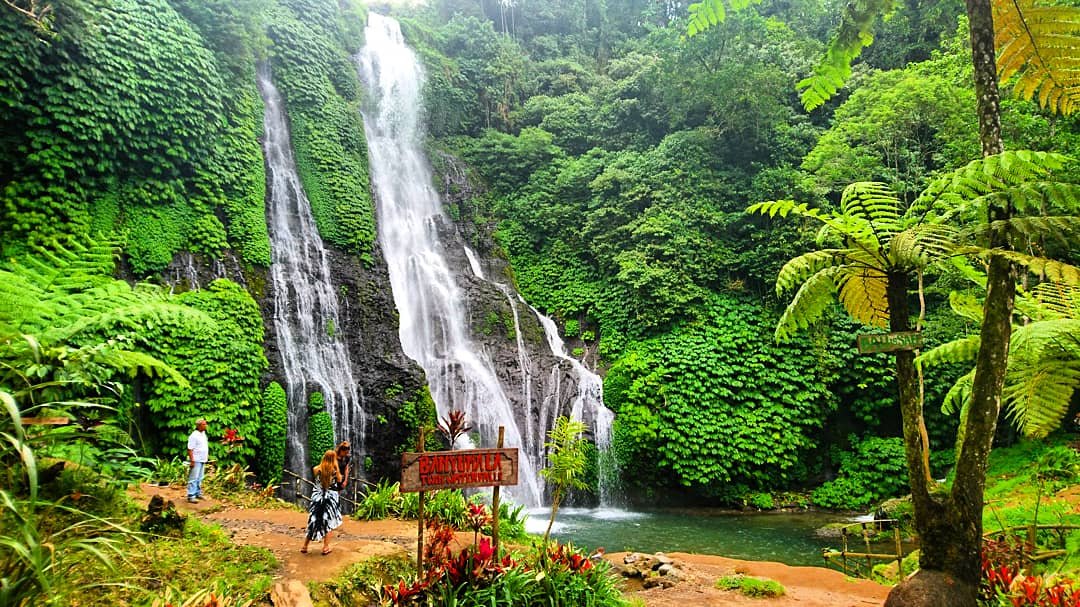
[[134, 484, 890, 607]]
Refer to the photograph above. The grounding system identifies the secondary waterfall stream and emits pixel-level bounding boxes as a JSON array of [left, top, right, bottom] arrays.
[[258, 64, 364, 484]]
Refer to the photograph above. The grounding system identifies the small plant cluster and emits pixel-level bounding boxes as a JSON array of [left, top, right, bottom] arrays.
[[355, 481, 529, 542], [981, 538, 1080, 606], [383, 523, 625, 607], [715, 574, 786, 598]]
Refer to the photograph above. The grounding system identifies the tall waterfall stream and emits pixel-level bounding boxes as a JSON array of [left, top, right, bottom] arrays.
[[358, 14, 617, 507], [258, 65, 364, 486]]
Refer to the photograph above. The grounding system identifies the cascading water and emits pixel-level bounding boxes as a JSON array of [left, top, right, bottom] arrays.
[[357, 14, 543, 506], [258, 64, 364, 485], [530, 308, 621, 504]]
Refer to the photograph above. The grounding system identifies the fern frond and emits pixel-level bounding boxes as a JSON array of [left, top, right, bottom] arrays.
[[840, 182, 903, 228], [916, 335, 982, 370], [796, 0, 896, 110], [913, 151, 1068, 221], [988, 249, 1080, 285], [1003, 359, 1080, 438], [983, 215, 1080, 249], [887, 223, 960, 270], [775, 266, 841, 342], [836, 266, 889, 327], [995, 0, 1080, 115], [685, 0, 759, 36], [96, 349, 189, 389], [775, 250, 851, 297], [950, 291, 985, 323], [1030, 282, 1080, 318], [941, 369, 975, 415]]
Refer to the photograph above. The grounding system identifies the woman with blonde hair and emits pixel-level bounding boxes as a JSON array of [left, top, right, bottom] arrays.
[[301, 450, 343, 555]]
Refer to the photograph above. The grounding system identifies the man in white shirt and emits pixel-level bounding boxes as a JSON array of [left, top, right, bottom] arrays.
[[187, 418, 209, 503]]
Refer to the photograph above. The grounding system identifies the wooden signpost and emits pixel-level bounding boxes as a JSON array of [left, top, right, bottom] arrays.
[[856, 331, 923, 354], [401, 426, 519, 577]]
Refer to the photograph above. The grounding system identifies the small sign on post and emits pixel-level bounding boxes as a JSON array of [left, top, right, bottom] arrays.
[[400, 447, 519, 493], [857, 331, 923, 354]]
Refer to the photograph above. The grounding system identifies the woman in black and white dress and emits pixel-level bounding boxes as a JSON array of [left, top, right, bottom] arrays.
[[301, 450, 343, 555]]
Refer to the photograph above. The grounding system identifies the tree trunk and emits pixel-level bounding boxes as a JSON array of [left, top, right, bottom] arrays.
[[934, 0, 1009, 599], [886, 271, 948, 555]]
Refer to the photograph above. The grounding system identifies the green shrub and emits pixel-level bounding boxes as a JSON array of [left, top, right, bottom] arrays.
[[745, 492, 775, 510], [257, 382, 288, 485], [564, 318, 580, 337], [356, 480, 400, 521], [715, 575, 785, 598], [811, 436, 910, 510], [308, 411, 335, 466]]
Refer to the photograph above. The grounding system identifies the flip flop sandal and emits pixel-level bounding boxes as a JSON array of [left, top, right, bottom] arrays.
[[321, 548, 332, 555], [300, 548, 308, 554]]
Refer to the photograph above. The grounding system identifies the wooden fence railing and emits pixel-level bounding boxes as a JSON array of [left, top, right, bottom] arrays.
[[822, 519, 907, 578], [282, 468, 362, 509], [823, 520, 1080, 578]]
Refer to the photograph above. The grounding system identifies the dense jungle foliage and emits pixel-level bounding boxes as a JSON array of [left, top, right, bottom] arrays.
[[2, 0, 1080, 603], [1, 0, 1077, 511], [391, 0, 1080, 505]]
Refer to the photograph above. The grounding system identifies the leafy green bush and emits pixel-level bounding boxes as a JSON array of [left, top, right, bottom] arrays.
[[135, 279, 267, 466], [606, 294, 834, 496], [308, 411, 335, 467], [715, 575, 786, 597], [811, 436, 910, 510], [745, 492, 775, 510], [356, 480, 399, 521], [257, 382, 288, 485]]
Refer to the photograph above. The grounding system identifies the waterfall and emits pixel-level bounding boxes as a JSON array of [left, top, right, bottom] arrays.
[[530, 308, 621, 505], [257, 64, 364, 484], [357, 14, 543, 506]]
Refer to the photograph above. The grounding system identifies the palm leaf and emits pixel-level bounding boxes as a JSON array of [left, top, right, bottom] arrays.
[[836, 266, 889, 327], [775, 266, 841, 342], [917, 335, 982, 371], [995, 0, 1080, 115], [1003, 359, 1080, 437]]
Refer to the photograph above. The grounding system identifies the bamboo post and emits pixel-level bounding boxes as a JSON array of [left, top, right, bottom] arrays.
[[863, 523, 872, 573], [417, 428, 426, 578], [841, 527, 849, 574], [1025, 524, 1037, 574], [492, 426, 505, 560], [894, 526, 903, 574]]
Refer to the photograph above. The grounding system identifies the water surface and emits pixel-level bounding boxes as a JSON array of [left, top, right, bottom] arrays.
[[526, 507, 856, 567]]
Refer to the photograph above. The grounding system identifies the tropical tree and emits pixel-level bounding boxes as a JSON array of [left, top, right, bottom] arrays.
[[540, 416, 589, 545], [920, 282, 1080, 440], [696, 0, 1080, 600], [749, 181, 959, 485]]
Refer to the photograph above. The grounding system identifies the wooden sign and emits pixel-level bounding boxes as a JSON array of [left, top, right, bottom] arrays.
[[400, 447, 519, 493], [857, 331, 923, 354]]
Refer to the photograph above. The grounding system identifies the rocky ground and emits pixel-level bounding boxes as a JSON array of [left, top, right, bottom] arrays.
[[136, 483, 890, 607]]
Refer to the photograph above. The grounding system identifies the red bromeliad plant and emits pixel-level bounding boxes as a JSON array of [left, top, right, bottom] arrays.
[[466, 502, 490, 545], [981, 538, 1080, 606]]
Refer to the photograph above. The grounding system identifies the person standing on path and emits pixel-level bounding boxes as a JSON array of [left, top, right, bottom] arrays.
[[187, 418, 209, 503], [301, 450, 344, 555]]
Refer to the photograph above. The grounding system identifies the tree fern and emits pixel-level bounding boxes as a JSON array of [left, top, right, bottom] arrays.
[[995, 0, 1080, 115]]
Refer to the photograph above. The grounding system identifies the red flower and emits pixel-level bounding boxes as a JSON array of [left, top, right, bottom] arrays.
[[477, 537, 494, 561], [222, 428, 243, 444]]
